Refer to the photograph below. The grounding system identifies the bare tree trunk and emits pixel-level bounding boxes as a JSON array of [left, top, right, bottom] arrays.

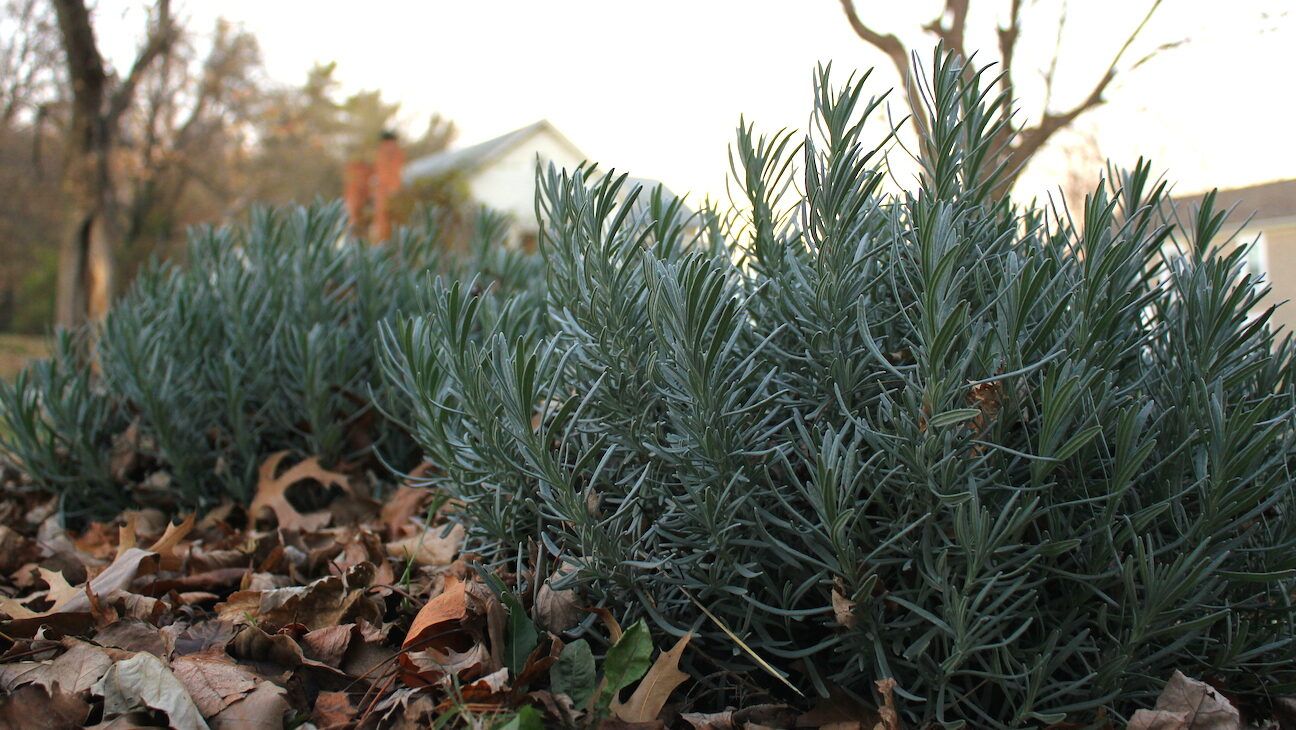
[[51, 0, 106, 328], [50, 0, 171, 329]]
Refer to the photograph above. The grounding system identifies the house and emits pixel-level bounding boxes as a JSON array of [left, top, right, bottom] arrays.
[[401, 120, 692, 249], [1173, 178, 1296, 334]]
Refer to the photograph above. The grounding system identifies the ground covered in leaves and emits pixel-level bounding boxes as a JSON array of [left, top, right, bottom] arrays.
[[0, 453, 1288, 729]]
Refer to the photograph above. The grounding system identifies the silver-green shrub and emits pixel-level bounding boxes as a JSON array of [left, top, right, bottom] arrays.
[[383, 55, 1296, 726], [0, 203, 540, 517]]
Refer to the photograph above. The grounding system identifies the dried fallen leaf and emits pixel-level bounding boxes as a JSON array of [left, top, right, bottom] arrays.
[[149, 513, 196, 571], [1127, 710, 1191, 730], [210, 680, 289, 730], [874, 678, 901, 730], [216, 562, 378, 631], [0, 547, 159, 619], [682, 704, 796, 729], [459, 666, 511, 702], [302, 623, 356, 667], [249, 451, 352, 531], [385, 523, 464, 566], [172, 621, 239, 657], [0, 682, 92, 729], [171, 650, 259, 717], [314, 690, 358, 729], [405, 643, 491, 687], [381, 462, 435, 537], [586, 605, 623, 643], [613, 632, 692, 723], [39, 568, 81, 608], [831, 587, 856, 629], [95, 618, 168, 656], [1149, 671, 1240, 730], [0, 640, 112, 695], [227, 625, 305, 673], [535, 565, 582, 634], [399, 574, 500, 686], [402, 576, 467, 650], [93, 651, 209, 730], [70, 521, 117, 562]]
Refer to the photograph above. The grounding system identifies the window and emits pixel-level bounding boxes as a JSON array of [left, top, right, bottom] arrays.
[[1243, 230, 1269, 283]]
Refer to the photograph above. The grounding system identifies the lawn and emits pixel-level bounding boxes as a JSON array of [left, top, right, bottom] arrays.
[[0, 333, 48, 379]]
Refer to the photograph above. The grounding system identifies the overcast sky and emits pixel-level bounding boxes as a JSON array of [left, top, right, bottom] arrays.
[[97, 0, 1295, 203]]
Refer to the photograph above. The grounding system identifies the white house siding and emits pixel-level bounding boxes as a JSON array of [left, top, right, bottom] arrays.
[[465, 130, 585, 235]]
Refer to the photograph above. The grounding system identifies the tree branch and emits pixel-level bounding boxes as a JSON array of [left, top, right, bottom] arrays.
[[51, 0, 107, 115], [923, 0, 970, 59], [996, 0, 1023, 117], [1004, 0, 1164, 182], [107, 0, 175, 125], [838, 0, 927, 136]]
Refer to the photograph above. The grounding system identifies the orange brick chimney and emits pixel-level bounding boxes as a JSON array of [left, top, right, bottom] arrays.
[[341, 132, 405, 242], [370, 132, 405, 242], [343, 159, 373, 232]]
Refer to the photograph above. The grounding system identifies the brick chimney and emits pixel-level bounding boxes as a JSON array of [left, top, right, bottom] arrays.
[[370, 131, 405, 242], [343, 159, 373, 232]]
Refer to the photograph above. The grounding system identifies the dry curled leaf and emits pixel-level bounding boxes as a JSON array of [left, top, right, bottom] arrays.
[[831, 586, 856, 629], [613, 632, 692, 723], [215, 562, 378, 631], [302, 623, 357, 667], [385, 523, 464, 566], [1128, 710, 1191, 730], [380, 462, 436, 537], [0, 547, 159, 619], [210, 680, 289, 730], [313, 690, 358, 729], [0, 682, 92, 729], [681, 704, 796, 729], [249, 451, 352, 531], [1145, 671, 1240, 730], [797, 687, 881, 729], [0, 640, 111, 696], [93, 652, 209, 730], [399, 575, 497, 686], [170, 650, 258, 717], [535, 565, 582, 634], [874, 678, 901, 730]]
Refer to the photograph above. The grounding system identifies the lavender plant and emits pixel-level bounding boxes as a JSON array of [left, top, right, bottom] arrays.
[[383, 53, 1296, 726], [0, 203, 540, 516]]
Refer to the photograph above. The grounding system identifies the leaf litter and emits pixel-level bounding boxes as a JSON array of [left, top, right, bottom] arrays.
[[0, 451, 1273, 729]]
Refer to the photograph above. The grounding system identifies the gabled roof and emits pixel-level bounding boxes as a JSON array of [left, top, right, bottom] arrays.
[[1173, 178, 1296, 225], [403, 120, 696, 220], [403, 119, 584, 183]]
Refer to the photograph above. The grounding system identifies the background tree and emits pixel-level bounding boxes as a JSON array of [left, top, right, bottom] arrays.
[[248, 62, 457, 206], [0, 3, 458, 334], [0, 0, 62, 331], [839, 0, 1176, 192], [50, 0, 176, 328], [117, 18, 262, 279]]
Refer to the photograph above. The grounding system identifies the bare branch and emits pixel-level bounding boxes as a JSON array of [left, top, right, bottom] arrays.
[[1040, 0, 1069, 111], [923, 0, 970, 59], [996, 0, 1023, 115], [838, 0, 927, 135], [838, 0, 908, 71], [1130, 37, 1188, 71], [1004, 0, 1165, 184], [107, 0, 176, 124]]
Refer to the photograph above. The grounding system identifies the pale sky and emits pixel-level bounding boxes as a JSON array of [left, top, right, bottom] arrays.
[[98, 0, 1295, 204]]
